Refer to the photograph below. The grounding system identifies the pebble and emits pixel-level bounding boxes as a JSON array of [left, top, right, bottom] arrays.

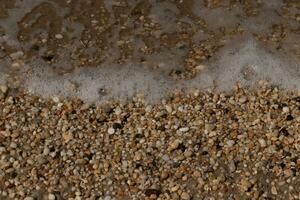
[[24, 197, 34, 200], [271, 186, 278, 195], [226, 140, 235, 147], [282, 107, 289, 113], [160, 170, 169, 180], [104, 196, 111, 200], [228, 160, 236, 172], [168, 139, 181, 151], [48, 193, 56, 200], [9, 51, 24, 60], [0, 85, 8, 94], [181, 192, 190, 200], [195, 64, 206, 71], [179, 127, 189, 132], [55, 34, 63, 39], [165, 105, 172, 113], [258, 138, 267, 147], [62, 132, 73, 142], [107, 127, 115, 135], [239, 96, 247, 103], [52, 96, 60, 103]]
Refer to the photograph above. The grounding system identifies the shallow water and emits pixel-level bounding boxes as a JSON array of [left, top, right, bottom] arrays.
[[0, 0, 299, 102]]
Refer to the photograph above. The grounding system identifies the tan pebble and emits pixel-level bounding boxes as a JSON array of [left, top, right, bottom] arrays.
[[62, 132, 73, 142], [240, 178, 250, 192], [134, 152, 142, 161], [170, 185, 179, 192], [195, 65, 205, 71], [168, 139, 181, 151], [160, 170, 169, 180], [165, 105, 172, 113], [194, 105, 201, 110], [9, 51, 24, 60], [258, 138, 266, 147], [0, 85, 8, 94], [80, 103, 90, 110], [181, 192, 190, 200], [239, 96, 247, 103], [271, 186, 277, 195], [205, 123, 215, 131], [116, 40, 124, 46], [145, 105, 152, 112], [295, 143, 300, 151], [228, 160, 236, 172], [11, 61, 21, 68], [284, 169, 292, 177], [184, 150, 193, 157]]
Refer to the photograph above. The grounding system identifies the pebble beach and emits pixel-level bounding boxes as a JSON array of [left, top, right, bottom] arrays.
[[1, 83, 300, 199], [1, 0, 300, 199]]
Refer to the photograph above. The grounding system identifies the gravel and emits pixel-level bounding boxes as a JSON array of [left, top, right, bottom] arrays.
[[0, 83, 300, 199]]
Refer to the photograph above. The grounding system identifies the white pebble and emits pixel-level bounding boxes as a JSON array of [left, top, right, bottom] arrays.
[[55, 34, 63, 39], [179, 127, 189, 132], [226, 140, 235, 147], [195, 64, 205, 71], [108, 127, 115, 135], [52, 96, 60, 103], [282, 107, 289, 113], [104, 196, 111, 200], [114, 107, 122, 115], [24, 197, 34, 200], [239, 96, 247, 103], [48, 193, 56, 200]]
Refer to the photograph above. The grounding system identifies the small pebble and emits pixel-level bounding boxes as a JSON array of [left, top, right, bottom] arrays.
[[55, 34, 63, 39], [282, 107, 289, 113], [169, 139, 181, 151], [48, 193, 56, 200], [258, 138, 267, 147], [108, 127, 115, 135], [0, 85, 8, 94], [179, 127, 189, 132], [165, 105, 172, 113], [271, 186, 278, 195], [181, 192, 190, 200], [239, 96, 247, 103]]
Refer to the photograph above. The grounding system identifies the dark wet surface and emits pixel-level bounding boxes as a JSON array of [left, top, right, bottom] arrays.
[[0, 0, 299, 102]]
